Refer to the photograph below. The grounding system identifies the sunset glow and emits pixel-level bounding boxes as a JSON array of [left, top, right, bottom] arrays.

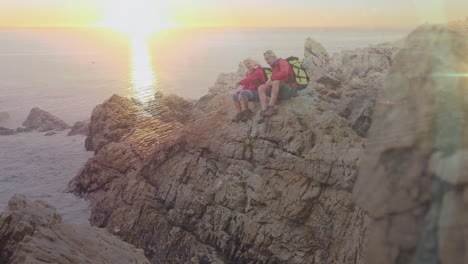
[[129, 35, 157, 103], [0, 0, 467, 29], [98, 0, 176, 35]]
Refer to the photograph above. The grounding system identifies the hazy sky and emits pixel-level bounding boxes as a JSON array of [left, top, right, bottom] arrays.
[[1, 0, 467, 28]]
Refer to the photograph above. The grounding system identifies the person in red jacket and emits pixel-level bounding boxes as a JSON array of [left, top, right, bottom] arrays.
[[231, 58, 266, 122], [257, 50, 297, 121]]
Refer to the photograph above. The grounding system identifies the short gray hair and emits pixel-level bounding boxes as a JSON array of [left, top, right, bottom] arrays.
[[263, 50, 276, 57]]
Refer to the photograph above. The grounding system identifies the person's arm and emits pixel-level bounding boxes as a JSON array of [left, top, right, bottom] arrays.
[[271, 60, 289, 81], [239, 67, 263, 85]]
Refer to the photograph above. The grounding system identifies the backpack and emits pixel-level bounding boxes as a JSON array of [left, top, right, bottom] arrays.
[[285, 56, 310, 90], [262, 67, 272, 81]]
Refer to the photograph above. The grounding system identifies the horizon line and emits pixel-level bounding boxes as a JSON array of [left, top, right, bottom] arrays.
[[0, 24, 416, 30]]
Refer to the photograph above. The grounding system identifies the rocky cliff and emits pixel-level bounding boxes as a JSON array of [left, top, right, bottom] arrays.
[[0, 195, 150, 264], [65, 33, 403, 263], [354, 23, 468, 264], [22, 107, 70, 132]]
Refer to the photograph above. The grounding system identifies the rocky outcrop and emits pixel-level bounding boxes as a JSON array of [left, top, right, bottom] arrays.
[[84, 94, 191, 154], [84, 95, 137, 152], [22, 107, 70, 132], [69, 58, 369, 262], [303, 37, 399, 137], [0, 126, 15, 136], [329, 43, 398, 82], [304, 38, 330, 79], [67, 121, 90, 136], [0, 195, 150, 264], [353, 25, 468, 264]]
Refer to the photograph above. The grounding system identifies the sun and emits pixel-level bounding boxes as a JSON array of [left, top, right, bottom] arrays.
[[99, 0, 174, 36]]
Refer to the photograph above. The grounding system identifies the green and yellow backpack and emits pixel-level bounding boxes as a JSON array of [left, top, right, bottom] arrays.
[[286, 56, 310, 90]]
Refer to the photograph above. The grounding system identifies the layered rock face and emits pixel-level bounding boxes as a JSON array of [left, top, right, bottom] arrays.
[[353, 25, 468, 264], [304, 39, 399, 137], [21, 107, 70, 132], [67, 40, 377, 262], [0, 195, 150, 264]]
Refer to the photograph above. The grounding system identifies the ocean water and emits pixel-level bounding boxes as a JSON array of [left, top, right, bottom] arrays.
[[0, 27, 410, 225]]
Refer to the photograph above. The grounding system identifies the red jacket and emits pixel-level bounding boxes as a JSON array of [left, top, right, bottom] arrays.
[[271, 59, 297, 87], [239, 64, 266, 91]]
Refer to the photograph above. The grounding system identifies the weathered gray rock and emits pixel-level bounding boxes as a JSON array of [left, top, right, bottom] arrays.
[[304, 38, 395, 137], [0, 195, 150, 264], [85, 94, 192, 154], [304, 37, 330, 79], [0, 126, 16, 136], [22, 107, 70, 132], [85, 95, 139, 153], [353, 24, 468, 264], [69, 69, 368, 263], [67, 121, 89, 136], [329, 43, 398, 82]]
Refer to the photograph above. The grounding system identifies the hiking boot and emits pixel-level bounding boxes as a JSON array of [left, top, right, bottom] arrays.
[[240, 109, 253, 122], [262, 105, 278, 118], [231, 112, 242, 123]]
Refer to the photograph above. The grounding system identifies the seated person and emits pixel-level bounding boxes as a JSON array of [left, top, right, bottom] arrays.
[[231, 58, 266, 122], [258, 50, 298, 119]]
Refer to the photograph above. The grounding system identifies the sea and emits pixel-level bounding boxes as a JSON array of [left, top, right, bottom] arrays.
[[0, 27, 410, 225]]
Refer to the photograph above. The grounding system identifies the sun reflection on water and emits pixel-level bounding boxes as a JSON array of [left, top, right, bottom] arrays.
[[129, 34, 157, 103]]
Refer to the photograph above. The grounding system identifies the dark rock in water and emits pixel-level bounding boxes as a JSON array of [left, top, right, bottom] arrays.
[[0, 127, 15, 136], [354, 24, 468, 264], [44, 131, 57, 136], [22, 107, 70, 132], [15, 126, 33, 133], [68, 120, 90, 136], [0, 195, 150, 264], [0, 111, 9, 123]]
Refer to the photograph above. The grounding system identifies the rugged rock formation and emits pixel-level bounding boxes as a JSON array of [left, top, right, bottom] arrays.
[[304, 38, 330, 80], [22, 107, 70, 132], [68, 45, 373, 262], [0, 126, 15, 136], [353, 25, 468, 264], [67, 121, 90, 136], [0, 195, 150, 264], [84, 94, 188, 154], [303, 37, 400, 137]]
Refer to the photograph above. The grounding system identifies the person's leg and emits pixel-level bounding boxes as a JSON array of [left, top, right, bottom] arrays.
[[258, 85, 271, 111], [241, 98, 249, 110], [238, 90, 251, 111], [269, 80, 280, 106], [231, 93, 243, 122], [232, 93, 242, 113]]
